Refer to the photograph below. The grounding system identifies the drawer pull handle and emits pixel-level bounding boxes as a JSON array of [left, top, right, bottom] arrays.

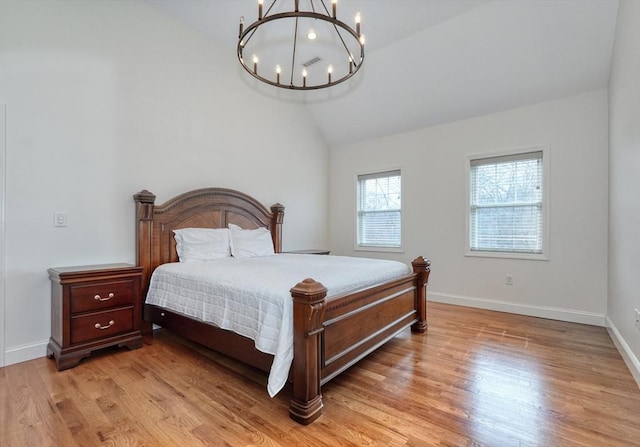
[[94, 293, 115, 302], [94, 320, 115, 330]]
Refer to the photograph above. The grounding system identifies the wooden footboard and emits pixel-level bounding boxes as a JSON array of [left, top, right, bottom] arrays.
[[134, 188, 430, 425], [288, 257, 430, 424]]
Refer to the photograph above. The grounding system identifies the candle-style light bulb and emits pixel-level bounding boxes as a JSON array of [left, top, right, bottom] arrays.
[[302, 69, 307, 87], [239, 16, 244, 38], [258, 0, 263, 20], [355, 13, 361, 36], [253, 55, 259, 74], [348, 54, 354, 73], [332, 0, 337, 18], [276, 65, 281, 84], [328, 65, 333, 83], [359, 34, 365, 45]]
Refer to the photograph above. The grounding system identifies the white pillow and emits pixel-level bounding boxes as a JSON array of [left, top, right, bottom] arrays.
[[228, 223, 275, 258], [173, 228, 231, 263]]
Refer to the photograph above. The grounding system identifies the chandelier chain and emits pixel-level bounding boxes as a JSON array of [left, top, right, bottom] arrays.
[[291, 17, 299, 87]]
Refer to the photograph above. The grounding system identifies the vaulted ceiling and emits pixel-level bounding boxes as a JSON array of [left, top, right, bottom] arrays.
[[147, 0, 619, 146]]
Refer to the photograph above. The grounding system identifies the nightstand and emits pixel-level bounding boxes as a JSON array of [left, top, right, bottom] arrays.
[[47, 263, 143, 370], [284, 249, 331, 255]]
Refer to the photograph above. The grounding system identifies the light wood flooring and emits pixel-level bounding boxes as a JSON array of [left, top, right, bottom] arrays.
[[1, 302, 639, 446]]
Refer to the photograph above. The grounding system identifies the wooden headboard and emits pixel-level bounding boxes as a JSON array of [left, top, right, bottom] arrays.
[[134, 188, 284, 295]]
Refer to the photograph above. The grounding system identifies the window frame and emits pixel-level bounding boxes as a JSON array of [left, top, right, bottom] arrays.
[[465, 146, 550, 261], [355, 168, 404, 253]]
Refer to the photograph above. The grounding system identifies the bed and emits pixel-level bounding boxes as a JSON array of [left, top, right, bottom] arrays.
[[134, 187, 431, 424]]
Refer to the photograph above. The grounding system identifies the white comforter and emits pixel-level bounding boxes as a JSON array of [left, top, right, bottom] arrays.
[[145, 253, 411, 396]]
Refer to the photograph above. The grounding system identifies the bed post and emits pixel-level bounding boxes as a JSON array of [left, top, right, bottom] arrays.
[[289, 278, 327, 425], [133, 190, 156, 335], [411, 256, 431, 333], [270, 203, 285, 253]]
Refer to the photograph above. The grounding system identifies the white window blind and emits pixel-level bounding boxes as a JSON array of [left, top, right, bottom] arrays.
[[357, 170, 402, 248], [470, 151, 543, 254]]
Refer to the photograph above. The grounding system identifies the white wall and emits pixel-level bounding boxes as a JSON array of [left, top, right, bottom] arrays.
[[0, 0, 329, 365], [607, 0, 640, 382], [329, 90, 609, 324], [0, 103, 6, 366]]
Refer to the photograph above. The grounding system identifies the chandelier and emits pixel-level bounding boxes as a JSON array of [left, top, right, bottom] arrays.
[[237, 0, 365, 90]]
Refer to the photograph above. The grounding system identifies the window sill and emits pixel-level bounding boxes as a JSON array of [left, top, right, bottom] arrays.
[[354, 246, 404, 254], [465, 250, 549, 261]]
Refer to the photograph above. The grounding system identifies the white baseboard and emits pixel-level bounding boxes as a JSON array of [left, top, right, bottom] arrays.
[[606, 317, 640, 388], [429, 292, 606, 326], [4, 339, 48, 367]]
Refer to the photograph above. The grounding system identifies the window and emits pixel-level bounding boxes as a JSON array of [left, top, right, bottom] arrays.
[[357, 170, 402, 249], [468, 150, 546, 258]]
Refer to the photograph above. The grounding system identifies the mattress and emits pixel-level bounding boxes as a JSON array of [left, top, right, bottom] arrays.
[[145, 253, 411, 396]]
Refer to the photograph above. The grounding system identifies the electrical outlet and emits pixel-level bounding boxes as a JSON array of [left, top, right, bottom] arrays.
[[635, 309, 640, 331], [54, 212, 67, 227], [505, 274, 514, 286]]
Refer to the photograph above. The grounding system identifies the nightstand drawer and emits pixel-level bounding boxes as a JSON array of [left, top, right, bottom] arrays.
[[70, 279, 135, 313], [70, 307, 134, 344]]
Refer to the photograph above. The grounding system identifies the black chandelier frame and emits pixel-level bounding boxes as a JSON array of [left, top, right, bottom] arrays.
[[237, 0, 365, 91]]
